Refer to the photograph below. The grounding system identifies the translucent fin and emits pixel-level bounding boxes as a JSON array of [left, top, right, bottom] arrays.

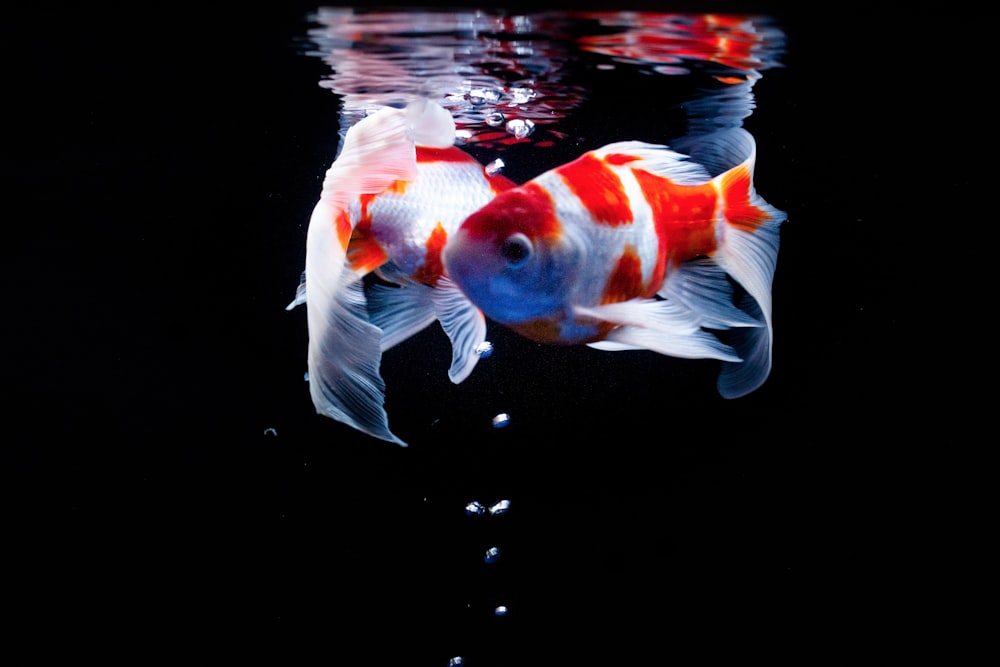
[[300, 101, 455, 447], [368, 275, 487, 384], [718, 295, 771, 399], [601, 324, 739, 362], [712, 130, 787, 398], [594, 141, 712, 185], [286, 270, 307, 311], [305, 260, 406, 447], [404, 98, 456, 148], [587, 340, 643, 352], [658, 259, 760, 330], [670, 125, 756, 178], [317, 99, 456, 217], [575, 300, 740, 362], [367, 281, 437, 352], [432, 276, 487, 383]]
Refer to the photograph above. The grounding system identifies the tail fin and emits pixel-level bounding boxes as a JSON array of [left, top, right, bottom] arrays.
[[303, 99, 455, 446], [707, 127, 786, 398], [317, 99, 455, 215]]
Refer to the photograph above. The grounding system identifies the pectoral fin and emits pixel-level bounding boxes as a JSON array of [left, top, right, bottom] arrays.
[[577, 299, 740, 362], [368, 273, 487, 385], [432, 276, 487, 383]]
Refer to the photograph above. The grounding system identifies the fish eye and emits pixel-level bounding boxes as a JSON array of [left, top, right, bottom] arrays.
[[499, 233, 532, 268]]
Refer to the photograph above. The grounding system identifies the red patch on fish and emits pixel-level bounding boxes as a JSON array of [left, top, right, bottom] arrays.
[[335, 208, 353, 251], [489, 172, 517, 195], [346, 223, 389, 274], [555, 153, 633, 226], [632, 168, 719, 276], [604, 153, 641, 166], [719, 164, 768, 231], [602, 246, 645, 304], [413, 222, 448, 286], [462, 182, 560, 242], [417, 146, 474, 163], [359, 193, 377, 225]]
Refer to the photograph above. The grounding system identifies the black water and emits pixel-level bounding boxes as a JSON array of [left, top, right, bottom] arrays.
[[3, 1, 968, 663]]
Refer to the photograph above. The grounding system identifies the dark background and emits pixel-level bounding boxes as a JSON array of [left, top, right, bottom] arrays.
[[3, 1, 966, 662]]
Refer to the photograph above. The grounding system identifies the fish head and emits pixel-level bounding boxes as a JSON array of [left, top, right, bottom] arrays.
[[443, 184, 581, 326]]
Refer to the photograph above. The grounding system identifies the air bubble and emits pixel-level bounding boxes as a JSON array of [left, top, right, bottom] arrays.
[[485, 111, 505, 126], [488, 499, 511, 516], [485, 159, 504, 176], [505, 118, 535, 139], [494, 605, 508, 616], [492, 413, 510, 428], [508, 87, 536, 104], [484, 546, 500, 563], [475, 341, 494, 357], [468, 88, 501, 105]]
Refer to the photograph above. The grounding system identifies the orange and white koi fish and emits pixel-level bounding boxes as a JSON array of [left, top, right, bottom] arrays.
[[289, 99, 516, 446], [443, 127, 785, 398]]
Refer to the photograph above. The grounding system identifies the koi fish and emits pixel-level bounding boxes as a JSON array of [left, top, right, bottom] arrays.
[[289, 99, 516, 446], [442, 127, 785, 398]]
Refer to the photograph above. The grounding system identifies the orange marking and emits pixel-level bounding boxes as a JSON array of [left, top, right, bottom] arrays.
[[556, 153, 633, 226], [633, 168, 719, 286], [359, 193, 377, 225], [605, 153, 641, 166], [512, 315, 614, 346], [601, 246, 644, 304], [510, 317, 564, 345], [719, 164, 768, 231], [334, 208, 352, 251], [412, 222, 448, 286], [346, 223, 388, 274]]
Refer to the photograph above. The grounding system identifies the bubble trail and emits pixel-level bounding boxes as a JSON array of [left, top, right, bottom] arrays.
[[488, 499, 511, 516]]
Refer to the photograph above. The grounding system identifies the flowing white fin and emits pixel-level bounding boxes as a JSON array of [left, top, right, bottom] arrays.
[[302, 99, 456, 446], [577, 300, 740, 361], [306, 223, 404, 446], [716, 213, 783, 398], [432, 276, 488, 383], [368, 272, 487, 384], [286, 271, 306, 310], [594, 140, 713, 185], [690, 127, 785, 398], [658, 259, 761, 330], [318, 99, 456, 213]]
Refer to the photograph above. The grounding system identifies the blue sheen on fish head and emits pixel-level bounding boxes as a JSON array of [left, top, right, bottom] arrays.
[[443, 184, 581, 326]]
